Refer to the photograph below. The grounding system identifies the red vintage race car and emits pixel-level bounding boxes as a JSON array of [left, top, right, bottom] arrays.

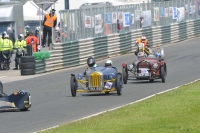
[[122, 54, 167, 83]]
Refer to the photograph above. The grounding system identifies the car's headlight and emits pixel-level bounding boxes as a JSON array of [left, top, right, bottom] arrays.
[[153, 63, 158, 69], [77, 73, 83, 80], [129, 64, 133, 70]]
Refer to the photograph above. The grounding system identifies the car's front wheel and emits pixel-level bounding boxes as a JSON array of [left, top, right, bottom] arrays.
[[70, 76, 77, 97], [160, 66, 166, 83], [122, 67, 128, 84], [116, 74, 122, 95]]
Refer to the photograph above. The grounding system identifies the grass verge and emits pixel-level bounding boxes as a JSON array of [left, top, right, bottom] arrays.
[[40, 81, 200, 133]]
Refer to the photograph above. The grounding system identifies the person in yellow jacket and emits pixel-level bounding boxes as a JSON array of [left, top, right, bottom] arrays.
[[1, 33, 13, 70], [13, 34, 27, 70], [0, 36, 3, 68]]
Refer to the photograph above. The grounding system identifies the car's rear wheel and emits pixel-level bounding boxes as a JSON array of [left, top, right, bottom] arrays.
[[122, 67, 128, 84], [116, 74, 122, 95], [20, 108, 28, 111], [149, 79, 154, 83], [161, 66, 166, 83], [105, 92, 109, 95], [70, 76, 76, 97]]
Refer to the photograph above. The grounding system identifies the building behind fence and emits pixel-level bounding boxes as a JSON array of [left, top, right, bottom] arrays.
[[58, 0, 200, 43]]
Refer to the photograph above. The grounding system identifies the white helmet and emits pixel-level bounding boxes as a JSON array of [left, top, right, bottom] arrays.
[[137, 52, 146, 58], [105, 60, 113, 67], [141, 35, 147, 42], [56, 26, 59, 31], [35, 27, 39, 30]]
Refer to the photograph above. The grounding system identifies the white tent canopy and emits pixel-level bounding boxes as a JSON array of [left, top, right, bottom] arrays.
[[23, 0, 48, 21]]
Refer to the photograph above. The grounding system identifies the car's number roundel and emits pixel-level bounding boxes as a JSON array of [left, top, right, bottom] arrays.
[[141, 69, 148, 74], [105, 82, 112, 89]]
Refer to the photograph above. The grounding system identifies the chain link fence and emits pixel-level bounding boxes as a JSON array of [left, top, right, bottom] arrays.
[[58, 0, 199, 43]]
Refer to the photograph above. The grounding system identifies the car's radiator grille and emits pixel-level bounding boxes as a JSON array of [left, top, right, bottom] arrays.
[[139, 62, 149, 68], [90, 72, 101, 87]]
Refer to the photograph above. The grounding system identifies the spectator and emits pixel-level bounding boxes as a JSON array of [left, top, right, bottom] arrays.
[[7, 27, 15, 58], [117, 19, 121, 33], [58, 22, 60, 27], [140, 17, 144, 29], [104, 23, 110, 35], [6, 27, 15, 44], [35, 27, 40, 39]]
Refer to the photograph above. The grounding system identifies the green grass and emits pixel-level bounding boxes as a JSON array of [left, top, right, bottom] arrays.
[[40, 81, 200, 133]]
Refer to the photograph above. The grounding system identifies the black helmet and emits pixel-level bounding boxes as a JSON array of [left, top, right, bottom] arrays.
[[87, 57, 95, 67], [1, 32, 6, 39], [18, 34, 22, 40]]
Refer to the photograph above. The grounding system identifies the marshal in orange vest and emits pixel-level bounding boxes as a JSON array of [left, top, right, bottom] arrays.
[[44, 14, 57, 28]]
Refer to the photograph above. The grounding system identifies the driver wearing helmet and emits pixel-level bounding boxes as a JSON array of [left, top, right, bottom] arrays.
[[135, 35, 150, 56], [83, 57, 98, 76], [105, 60, 113, 68], [13, 34, 27, 70], [136, 52, 146, 60]]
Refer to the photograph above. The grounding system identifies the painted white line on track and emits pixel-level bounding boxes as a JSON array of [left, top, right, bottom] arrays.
[[32, 125, 59, 133], [33, 78, 200, 133], [0, 76, 7, 79]]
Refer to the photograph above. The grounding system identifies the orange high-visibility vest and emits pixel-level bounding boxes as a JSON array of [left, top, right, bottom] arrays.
[[26, 36, 39, 52], [44, 14, 57, 27], [137, 38, 148, 48]]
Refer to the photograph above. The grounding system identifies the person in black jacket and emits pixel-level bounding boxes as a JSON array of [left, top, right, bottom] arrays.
[[42, 9, 57, 48], [6, 27, 15, 44], [6, 27, 15, 58]]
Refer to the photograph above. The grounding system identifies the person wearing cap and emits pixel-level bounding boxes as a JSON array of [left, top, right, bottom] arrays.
[[42, 9, 57, 48], [26, 31, 39, 54], [6, 27, 15, 45]]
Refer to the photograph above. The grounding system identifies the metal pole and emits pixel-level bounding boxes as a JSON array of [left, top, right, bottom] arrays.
[[52, 2, 55, 45], [50, 5, 52, 50], [65, 0, 69, 9], [39, 4, 42, 50], [60, 11, 63, 43], [41, 4, 43, 47], [52, 3, 55, 43]]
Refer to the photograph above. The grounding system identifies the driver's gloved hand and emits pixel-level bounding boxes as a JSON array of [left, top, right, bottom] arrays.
[[146, 44, 150, 48], [83, 71, 86, 76], [134, 51, 138, 56]]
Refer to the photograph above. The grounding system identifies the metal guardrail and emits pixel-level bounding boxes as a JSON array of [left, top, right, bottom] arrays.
[[35, 19, 200, 74], [58, 0, 199, 42]]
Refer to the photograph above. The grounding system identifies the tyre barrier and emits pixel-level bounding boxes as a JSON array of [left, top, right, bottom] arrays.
[[20, 56, 36, 76]]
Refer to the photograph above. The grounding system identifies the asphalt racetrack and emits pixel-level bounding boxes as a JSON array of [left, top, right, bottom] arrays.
[[1, 37, 200, 133]]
